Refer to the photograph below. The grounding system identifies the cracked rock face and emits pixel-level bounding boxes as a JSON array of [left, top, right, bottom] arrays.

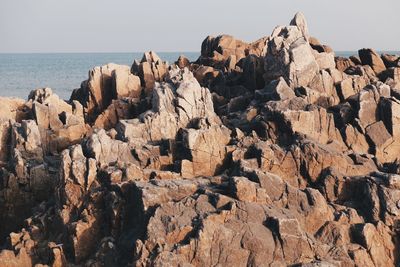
[[1, 12, 400, 267]]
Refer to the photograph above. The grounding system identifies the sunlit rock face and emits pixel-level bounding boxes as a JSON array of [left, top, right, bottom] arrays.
[[1, 12, 400, 267]]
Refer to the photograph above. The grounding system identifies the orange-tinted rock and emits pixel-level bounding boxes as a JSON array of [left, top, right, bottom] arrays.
[[359, 48, 386, 75]]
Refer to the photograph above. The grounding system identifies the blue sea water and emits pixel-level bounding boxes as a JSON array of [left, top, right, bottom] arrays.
[[0, 51, 398, 100], [0, 52, 199, 100]]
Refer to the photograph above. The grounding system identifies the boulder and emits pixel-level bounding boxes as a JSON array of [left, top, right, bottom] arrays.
[[335, 57, 355, 72], [381, 54, 400, 68], [175, 55, 190, 69], [309, 36, 333, 53], [358, 48, 386, 75], [197, 34, 267, 69]]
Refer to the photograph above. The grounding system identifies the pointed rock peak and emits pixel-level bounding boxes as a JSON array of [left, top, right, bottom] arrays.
[[141, 51, 162, 64], [290, 12, 309, 41]]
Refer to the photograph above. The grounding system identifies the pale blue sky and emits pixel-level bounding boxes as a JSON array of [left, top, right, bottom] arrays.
[[1, 0, 399, 53]]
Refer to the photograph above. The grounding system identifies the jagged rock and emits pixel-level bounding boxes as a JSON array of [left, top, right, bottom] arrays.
[[350, 55, 362, 65], [338, 78, 356, 100], [381, 67, 400, 84], [352, 223, 395, 266], [0, 97, 27, 121], [179, 124, 231, 176], [0, 120, 11, 164], [84, 129, 136, 168], [309, 36, 333, 53], [357, 83, 390, 129], [313, 51, 336, 70], [270, 105, 345, 148], [230, 176, 258, 202], [290, 12, 310, 41], [27, 88, 87, 154], [117, 68, 220, 143], [380, 97, 400, 138], [2, 11, 400, 267], [176, 55, 190, 69], [308, 69, 340, 105], [11, 120, 43, 162], [199, 35, 248, 66], [335, 57, 355, 72], [131, 51, 169, 95], [113, 66, 142, 98], [358, 48, 386, 75], [29, 88, 72, 130], [0, 248, 32, 267], [255, 77, 295, 101], [264, 14, 319, 88], [193, 65, 220, 85], [366, 121, 391, 148], [198, 34, 267, 69], [242, 54, 265, 90], [381, 54, 400, 68], [342, 124, 369, 154], [71, 63, 137, 122], [93, 98, 132, 130]]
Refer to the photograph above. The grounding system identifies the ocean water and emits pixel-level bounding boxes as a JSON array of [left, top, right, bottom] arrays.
[[0, 51, 398, 100], [0, 52, 200, 100]]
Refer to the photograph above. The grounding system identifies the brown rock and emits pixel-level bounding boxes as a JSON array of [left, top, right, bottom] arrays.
[[113, 67, 141, 98], [0, 120, 11, 163], [180, 125, 231, 176], [0, 97, 27, 121], [352, 223, 395, 267], [176, 55, 190, 69], [358, 48, 386, 75], [366, 121, 391, 148], [381, 54, 400, 68], [335, 57, 355, 72], [255, 77, 295, 102], [230, 176, 257, 202]]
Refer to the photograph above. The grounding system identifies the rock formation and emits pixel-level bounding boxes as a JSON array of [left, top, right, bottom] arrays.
[[0, 12, 400, 267]]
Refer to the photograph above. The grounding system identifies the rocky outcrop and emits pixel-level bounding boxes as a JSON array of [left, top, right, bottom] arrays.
[[1, 12, 400, 267], [359, 48, 387, 75], [197, 35, 267, 70], [131, 51, 168, 95], [71, 63, 142, 122], [264, 12, 320, 89]]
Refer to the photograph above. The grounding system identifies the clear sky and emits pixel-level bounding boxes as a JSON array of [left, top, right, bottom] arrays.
[[1, 0, 399, 53]]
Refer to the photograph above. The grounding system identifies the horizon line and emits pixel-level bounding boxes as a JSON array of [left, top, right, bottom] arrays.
[[0, 50, 399, 55], [0, 51, 201, 55]]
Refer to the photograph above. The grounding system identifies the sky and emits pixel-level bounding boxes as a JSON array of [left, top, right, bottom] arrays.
[[1, 0, 399, 53]]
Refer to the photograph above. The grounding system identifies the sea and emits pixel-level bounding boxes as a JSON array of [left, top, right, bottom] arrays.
[[0, 51, 398, 100], [0, 52, 199, 100]]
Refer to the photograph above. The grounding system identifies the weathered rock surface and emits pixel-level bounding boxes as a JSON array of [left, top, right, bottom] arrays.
[[264, 13, 320, 89], [1, 12, 400, 267], [359, 48, 387, 75]]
